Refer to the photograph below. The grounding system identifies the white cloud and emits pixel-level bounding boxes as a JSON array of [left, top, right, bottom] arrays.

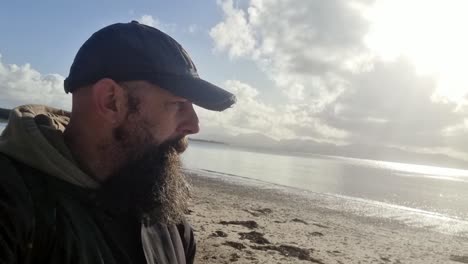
[[209, 0, 376, 137], [196, 80, 286, 138], [320, 58, 462, 148], [196, 80, 348, 143], [137, 15, 176, 33], [211, 0, 374, 103], [209, 0, 468, 160], [139, 15, 160, 28], [188, 24, 199, 34], [0, 55, 70, 110], [210, 0, 257, 58]]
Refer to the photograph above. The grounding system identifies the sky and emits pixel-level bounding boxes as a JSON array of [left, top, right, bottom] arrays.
[[2, 0, 468, 166]]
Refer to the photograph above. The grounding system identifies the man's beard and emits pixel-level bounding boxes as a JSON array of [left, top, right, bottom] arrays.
[[100, 123, 191, 226]]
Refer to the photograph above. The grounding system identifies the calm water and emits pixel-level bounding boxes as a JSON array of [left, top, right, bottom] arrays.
[[182, 141, 468, 236]]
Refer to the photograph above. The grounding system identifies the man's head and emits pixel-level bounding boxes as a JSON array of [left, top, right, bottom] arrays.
[[63, 21, 236, 224], [64, 21, 236, 111]]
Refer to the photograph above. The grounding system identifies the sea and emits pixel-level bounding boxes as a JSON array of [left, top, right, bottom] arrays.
[[182, 140, 468, 237], [1, 122, 468, 237]]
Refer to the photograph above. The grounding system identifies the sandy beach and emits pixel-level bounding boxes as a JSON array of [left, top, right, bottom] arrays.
[[185, 171, 468, 264]]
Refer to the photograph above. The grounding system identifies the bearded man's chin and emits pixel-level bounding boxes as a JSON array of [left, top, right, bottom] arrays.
[[165, 136, 189, 154], [102, 135, 191, 225]]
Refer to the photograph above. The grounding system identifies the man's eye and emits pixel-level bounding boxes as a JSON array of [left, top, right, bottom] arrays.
[[167, 101, 186, 110]]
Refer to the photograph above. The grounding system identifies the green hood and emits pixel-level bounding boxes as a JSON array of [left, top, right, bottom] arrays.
[[0, 104, 99, 188]]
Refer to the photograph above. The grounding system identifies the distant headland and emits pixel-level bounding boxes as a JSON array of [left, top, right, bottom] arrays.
[[0, 108, 9, 122], [188, 138, 227, 145]]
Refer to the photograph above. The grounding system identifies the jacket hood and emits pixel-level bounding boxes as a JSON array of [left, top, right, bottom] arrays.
[[0, 105, 99, 188]]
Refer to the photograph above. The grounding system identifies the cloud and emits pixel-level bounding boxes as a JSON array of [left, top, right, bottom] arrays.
[[137, 15, 176, 32], [320, 58, 462, 148], [210, 0, 468, 161], [211, 0, 375, 104], [196, 80, 286, 138], [0, 55, 70, 110], [139, 14, 160, 28], [188, 24, 199, 34], [210, 0, 257, 58], [196, 80, 348, 143]]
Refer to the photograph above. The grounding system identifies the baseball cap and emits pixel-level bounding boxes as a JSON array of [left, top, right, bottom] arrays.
[[64, 21, 236, 111]]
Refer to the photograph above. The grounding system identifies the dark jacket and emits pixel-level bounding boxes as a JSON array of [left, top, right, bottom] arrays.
[[0, 105, 196, 263]]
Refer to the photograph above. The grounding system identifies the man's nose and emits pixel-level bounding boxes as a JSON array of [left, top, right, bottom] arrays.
[[177, 103, 200, 135]]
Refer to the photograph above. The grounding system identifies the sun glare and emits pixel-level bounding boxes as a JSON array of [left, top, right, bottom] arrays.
[[363, 0, 468, 104]]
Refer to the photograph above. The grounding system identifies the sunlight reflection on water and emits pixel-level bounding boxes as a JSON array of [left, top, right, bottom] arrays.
[[182, 141, 468, 222]]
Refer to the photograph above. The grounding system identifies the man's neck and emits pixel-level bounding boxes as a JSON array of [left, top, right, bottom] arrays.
[[63, 122, 117, 182]]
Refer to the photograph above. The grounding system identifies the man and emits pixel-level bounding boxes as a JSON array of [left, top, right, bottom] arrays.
[[0, 21, 236, 263]]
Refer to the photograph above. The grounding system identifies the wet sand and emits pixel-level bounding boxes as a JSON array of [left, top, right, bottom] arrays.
[[185, 171, 468, 264]]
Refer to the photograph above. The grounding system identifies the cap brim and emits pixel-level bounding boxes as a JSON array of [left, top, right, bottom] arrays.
[[150, 76, 237, 111]]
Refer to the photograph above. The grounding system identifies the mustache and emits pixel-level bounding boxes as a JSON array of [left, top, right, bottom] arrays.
[[160, 136, 188, 154]]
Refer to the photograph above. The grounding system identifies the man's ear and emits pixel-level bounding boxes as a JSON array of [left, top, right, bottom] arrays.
[[91, 78, 127, 125]]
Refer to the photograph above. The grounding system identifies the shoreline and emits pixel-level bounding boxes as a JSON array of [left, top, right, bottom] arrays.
[[186, 171, 468, 264], [186, 168, 468, 236]]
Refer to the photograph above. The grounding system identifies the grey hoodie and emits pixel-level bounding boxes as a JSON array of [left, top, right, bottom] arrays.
[[0, 104, 99, 188]]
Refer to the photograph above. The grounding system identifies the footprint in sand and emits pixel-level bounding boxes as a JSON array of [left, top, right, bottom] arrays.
[[251, 244, 324, 264], [312, 223, 330, 229], [327, 250, 344, 256], [219, 220, 259, 229], [229, 253, 240, 262], [244, 208, 273, 217], [309, 231, 324, 237], [239, 231, 271, 245], [209, 230, 228, 238], [291, 218, 309, 225], [273, 220, 287, 224], [222, 241, 246, 250], [451, 255, 468, 263]]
